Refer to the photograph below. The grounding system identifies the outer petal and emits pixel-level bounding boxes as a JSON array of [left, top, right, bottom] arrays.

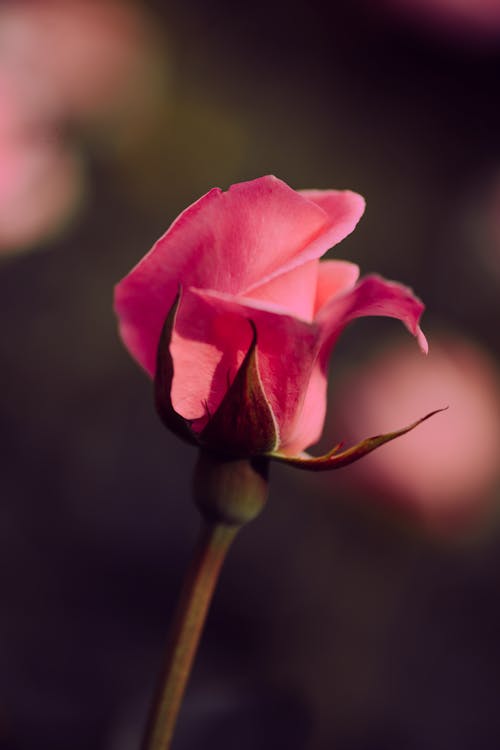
[[316, 274, 428, 357], [277, 260, 360, 455], [170, 287, 319, 447], [115, 175, 329, 374], [281, 274, 428, 456], [278, 362, 327, 456]]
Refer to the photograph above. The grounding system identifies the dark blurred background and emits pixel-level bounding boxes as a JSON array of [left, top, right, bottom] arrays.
[[1, 0, 500, 748]]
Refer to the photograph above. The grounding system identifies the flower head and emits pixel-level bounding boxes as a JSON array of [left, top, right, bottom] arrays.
[[115, 176, 433, 467]]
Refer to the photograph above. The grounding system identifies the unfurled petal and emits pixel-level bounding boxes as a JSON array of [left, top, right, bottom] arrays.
[[316, 273, 428, 359], [277, 273, 427, 456]]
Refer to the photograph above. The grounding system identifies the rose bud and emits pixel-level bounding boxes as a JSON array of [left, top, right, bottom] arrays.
[[115, 176, 437, 481]]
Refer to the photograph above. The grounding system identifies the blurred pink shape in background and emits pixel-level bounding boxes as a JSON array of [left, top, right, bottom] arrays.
[[0, 71, 83, 253], [334, 333, 500, 529], [0, 135, 83, 252], [0, 0, 163, 254], [0, 0, 156, 123], [377, 0, 500, 41], [484, 176, 500, 279]]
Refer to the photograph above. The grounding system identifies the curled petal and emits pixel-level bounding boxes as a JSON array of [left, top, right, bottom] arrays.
[[298, 189, 366, 263], [316, 273, 428, 356], [280, 272, 428, 456], [244, 188, 366, 293]]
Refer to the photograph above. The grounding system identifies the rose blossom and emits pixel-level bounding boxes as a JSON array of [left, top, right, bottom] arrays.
[[115, 175, 429, 461]]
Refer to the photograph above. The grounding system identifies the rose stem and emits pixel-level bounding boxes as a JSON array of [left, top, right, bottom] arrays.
[[141, 520, 239, 750]]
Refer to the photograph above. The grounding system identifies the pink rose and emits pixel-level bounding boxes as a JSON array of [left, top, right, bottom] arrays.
[[115, 176, 430, 464]]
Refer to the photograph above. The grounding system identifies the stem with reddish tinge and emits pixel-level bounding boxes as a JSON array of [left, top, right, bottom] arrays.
[[141, 521, 239, 750]]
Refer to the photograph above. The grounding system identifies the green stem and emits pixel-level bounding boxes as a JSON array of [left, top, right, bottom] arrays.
[[141, 521, 239, 750]]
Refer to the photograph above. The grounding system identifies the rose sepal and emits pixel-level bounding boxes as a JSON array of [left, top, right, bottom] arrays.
[[199, 319, 279, 457], [155, 293, 279, 457], [270, 408, 447, 471]]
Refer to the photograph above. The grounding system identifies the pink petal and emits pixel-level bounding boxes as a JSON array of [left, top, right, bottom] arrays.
[[297, 188, 366, 260], [281, 274, 427, 456], [316, 273, 428, 356], [245, 259, 319, 321], [115, 175, 330, 374], [278, 361, 327, 456], [247, 259, 361, 323], [243, 188, 366, 295], [314, 259, 360, 314], [170, 287, 319, 447]]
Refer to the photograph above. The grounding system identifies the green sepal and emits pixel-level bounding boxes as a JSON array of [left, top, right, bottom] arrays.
[[271, 408, 447, 471], [154, 289, 199, 446], [200, 320, 279, 457]]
